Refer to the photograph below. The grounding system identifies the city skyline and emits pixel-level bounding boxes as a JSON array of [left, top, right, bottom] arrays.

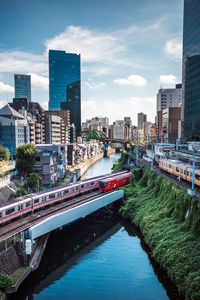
[[0, 0, 183, 124]]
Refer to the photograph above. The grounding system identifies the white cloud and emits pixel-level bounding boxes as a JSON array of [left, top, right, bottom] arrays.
[[84, 81, 106, 90], [0, 51, 47, 75], [113, 74, 147, 87], [164, 38, 182, 60], [29, 72, 48, 89], [45, 25, 125, 65], [0, 81, 14, 93], [159, 74, 178, 85], [82, 96, 155, 125]]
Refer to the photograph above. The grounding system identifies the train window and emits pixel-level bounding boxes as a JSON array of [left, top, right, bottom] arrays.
[[115, 180, 118, 184], [176, 167, 179, 172], [63, 189, 68, 195], [49, 193, 55, 199], [18, 206, 21, 211], [6, 208, 15, 215], [169, 164, 172, 169], [26, 202, 31, 208], [0, 213, 1, 218], [187, 171, 190, 176], [57, 192, 62, 197], [99, 181, 107, 188], [123, 178, 126, 182], [91, 181, 94, 185], [81, 185, 84, 189], [34, 199, 40, 204], [76, 186, 79, 190], [195, 174, 200, 181]]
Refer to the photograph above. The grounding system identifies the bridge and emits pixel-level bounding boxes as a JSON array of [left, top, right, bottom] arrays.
[[0, 188, 124, 255]]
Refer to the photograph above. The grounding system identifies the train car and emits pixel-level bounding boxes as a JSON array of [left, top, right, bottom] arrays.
[[0, 195, 33, 224], [159, 158, 200, 186], [0, 171, 129, 225], [99, 172, 131, 191]]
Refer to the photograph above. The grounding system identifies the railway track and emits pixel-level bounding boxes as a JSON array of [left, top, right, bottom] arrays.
[[0, 190, 113, 242]]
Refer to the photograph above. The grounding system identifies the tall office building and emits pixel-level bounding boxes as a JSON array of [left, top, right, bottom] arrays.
[[14, 74, 31, 101], [49, 50, 81, 137], [183, 0, 200, 139], [157, 84, 182, 112], [61, 81, 81, 137], [137, 112, 147, 129]]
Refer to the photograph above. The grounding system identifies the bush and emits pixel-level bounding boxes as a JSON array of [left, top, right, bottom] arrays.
[[0, 273, 13, 290], [120, 166, 200, 299]]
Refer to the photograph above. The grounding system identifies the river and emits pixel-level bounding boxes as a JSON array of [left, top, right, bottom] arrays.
[[10, 153, 180, 300]]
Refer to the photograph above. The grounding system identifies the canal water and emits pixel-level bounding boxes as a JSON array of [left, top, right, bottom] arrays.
[[11, 153, 180, 300]]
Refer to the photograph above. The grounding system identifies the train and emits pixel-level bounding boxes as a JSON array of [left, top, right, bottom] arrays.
[[99, 173, 131, 191], [0, 171, 131, 225], [159, 158, 200, 186]]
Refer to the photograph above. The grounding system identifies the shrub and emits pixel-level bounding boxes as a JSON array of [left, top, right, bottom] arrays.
[[0, 273, 13, 290]]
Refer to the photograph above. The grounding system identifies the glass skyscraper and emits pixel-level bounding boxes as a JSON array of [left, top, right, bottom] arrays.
[[183, 0, 200, 139], [49, 50, 81, 136], [14, 74, 31, 101]]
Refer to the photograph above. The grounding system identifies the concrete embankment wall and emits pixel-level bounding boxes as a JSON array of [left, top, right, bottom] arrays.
[[79, 149, 115, 177], [70, 149, 115, 180]]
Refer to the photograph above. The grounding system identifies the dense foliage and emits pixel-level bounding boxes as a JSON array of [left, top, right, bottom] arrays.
[[0, 146, 10, 161], [112, 150, 129, 172], [120, 166, 200, 300], [0, 273, 13, 290], [9, 187, 26, 200], [16, 144, 36, 177], [26, 173, 43, 191]]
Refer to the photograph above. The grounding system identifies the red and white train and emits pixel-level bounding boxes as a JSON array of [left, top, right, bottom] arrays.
[[99, 173, 131, 191], [0, 171, 131, 225]]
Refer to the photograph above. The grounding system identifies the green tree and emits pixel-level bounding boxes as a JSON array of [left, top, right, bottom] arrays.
[[0, 274, 13, 290], [16, 144, 36, 177], [26, 173, 43, 191], [0, 146, 10, 161]]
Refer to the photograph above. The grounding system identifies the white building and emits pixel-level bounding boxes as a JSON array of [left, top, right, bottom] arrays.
[[157, 84, 182, 112], [113, 120, 125, 139]]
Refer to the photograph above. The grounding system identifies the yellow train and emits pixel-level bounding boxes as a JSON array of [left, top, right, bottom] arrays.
[[159, 159, 200, 186]]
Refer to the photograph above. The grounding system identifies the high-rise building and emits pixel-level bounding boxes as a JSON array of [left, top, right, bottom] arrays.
[[183, 0, 200, 139], [61, 80, 81, 137], [157, 84, 182, 112], [137, 112, 147, 129], [14, 74, 31, 101], [49, 50, 81, 137]]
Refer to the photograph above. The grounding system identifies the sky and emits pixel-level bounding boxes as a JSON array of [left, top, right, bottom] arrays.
[[0, 0, 183, 125]]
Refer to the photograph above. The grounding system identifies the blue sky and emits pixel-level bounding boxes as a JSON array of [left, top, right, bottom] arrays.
[[0, 0, 183, 125]]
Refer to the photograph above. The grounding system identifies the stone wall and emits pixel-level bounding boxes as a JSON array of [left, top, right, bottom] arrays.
[[0, 246, 21, 275]]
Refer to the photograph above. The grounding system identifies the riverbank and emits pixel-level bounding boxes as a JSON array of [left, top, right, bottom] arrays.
[[120, 166, 200, 300], [67, 148, 115, 181]]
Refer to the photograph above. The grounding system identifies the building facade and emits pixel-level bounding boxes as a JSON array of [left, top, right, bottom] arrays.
[[157, 84, 182, 112], [183, 0, 200, 139], [10, 98, 45, 144], [162, 107, 181, 142], [45, 110, 70, 143], [61, 80, 81, 137], [14, 74, 31, 101], [0, 104, 30, 156], [137, 112, 147, 129], [45, 114, 62, 144]]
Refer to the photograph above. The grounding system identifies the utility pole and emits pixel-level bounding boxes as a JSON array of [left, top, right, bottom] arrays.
[[136, 145, 138, 166], [192, 148, 196, 193]]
